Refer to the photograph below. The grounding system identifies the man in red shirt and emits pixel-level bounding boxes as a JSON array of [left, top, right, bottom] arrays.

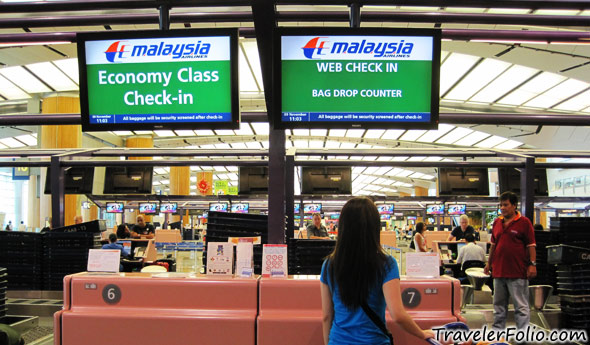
[[484, 191, 536, 330]]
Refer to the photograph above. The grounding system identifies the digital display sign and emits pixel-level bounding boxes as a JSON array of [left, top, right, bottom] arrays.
[[106, 202, 124, 213], [380, 214, 391, 220], [275, 27, 440, 129], [160, 202, 177, 214], [209, 203, 228, 212], [77, 29, 239, 131], [447, 204, 466, 215], [426, 204, 445, 215], [139, 202, 158, 214], [231, 203, 249, 213], [303, 203, 322, 214], [294, 204, 300, 214], [377, 204, 394, 214]]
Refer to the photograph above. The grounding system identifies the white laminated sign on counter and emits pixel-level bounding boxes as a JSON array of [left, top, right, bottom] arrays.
[[87, 249, 121, 273], [262, 244, 288, 278], [405, 252, 440, 278], [206, 242, 233, 276]]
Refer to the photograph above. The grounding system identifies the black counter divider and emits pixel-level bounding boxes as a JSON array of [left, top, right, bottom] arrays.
[[287, 239, 336, 275], [43, 232, 102, 290], [204, 211, 270, 275], [545, 217, 590, 332], [0, 231, 43, 290]]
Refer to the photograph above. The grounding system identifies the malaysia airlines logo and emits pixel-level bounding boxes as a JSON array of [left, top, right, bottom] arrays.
[[102, 40, 212, 63], [302, 37, 329, 59], [300, 36, 415, 59], [104, 41, 128, 63]]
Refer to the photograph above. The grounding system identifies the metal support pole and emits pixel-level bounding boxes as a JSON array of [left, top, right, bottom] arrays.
[[50, 155, 65, 229], [520, 157, 535, 222], [349, 3, 360, 28], [159, 4, 170, 30], [268, 126, 286, 244], [285, 152, 295, 239]]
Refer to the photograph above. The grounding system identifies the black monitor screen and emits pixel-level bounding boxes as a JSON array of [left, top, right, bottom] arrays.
[[301, 166, 352, 195], [438, 168, 489, 196], [44, 167, 95, 194], [377, 204, 394, 214], [238, 166, 269, 195], [497, 167, 548, 197], [104, 167, 153, 194]]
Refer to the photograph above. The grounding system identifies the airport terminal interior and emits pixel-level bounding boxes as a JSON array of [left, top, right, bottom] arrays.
[[0, 1, 590, 344]]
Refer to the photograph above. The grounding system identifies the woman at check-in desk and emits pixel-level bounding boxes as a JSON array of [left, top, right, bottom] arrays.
[[447, 214, 475, 241], [413, 222, 428, 252], [320, 197, 434, 345]]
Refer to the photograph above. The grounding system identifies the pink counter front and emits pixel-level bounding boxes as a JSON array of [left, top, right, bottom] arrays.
[[257, 275, 463, 345], [54, 273, 258, 345], [55, 273, 463, 345]]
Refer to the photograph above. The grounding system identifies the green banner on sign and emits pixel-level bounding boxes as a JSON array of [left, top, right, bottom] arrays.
[[214, 180, 229, 195]]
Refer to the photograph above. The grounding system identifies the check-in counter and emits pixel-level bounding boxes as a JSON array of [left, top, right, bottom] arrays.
[[154, 229, 182, 243], [423, 231, 451, 250], [55, 272, 258, 345], [380, 231, 397, 248], [257, 275, 464, 345]]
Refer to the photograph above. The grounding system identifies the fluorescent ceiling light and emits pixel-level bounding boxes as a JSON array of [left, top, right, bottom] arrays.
[[159, 179, 170, 185], [400, 130, 427, 141], [364, 167, 379, 174], [440, 53, 480, 95], [0, 75, 30, 100], [217, 174, 229, 180], [26, 61, 77, 91], [345, 129, 364, 138], [340, 142, 356, 149], [421, 174, 435, 180], [245, 141, 262, 149], [436, 127, 473, 144], [0, 66, 51, 93], [416, 124, 454, 142], [498, 72, 566, 105], [113, 131, 133, 136], [364, 129, 385, 139], [231, 142, 247, 149], [239, 47, 259, 92], [154, 168, 167, 175], [214, 143, 231, 149], [356, 144, 372, 149], [213, 166, 227, 172], [391, 156, 409, 161], [328, 129, 347, 137], [453, 131, 490, 146], [381, 129, 405, 140], [408, 156, 426, 161], [445, 7, 487, 13], [133, 130, 153, 135], [495, 140, 523, 149], [293, 129, 309, 136], [387, 168, 404, 176], [293, 140, 308, 148], [408, 172, 425, 178], [524, 79, 589, 109], [375, 167, 392, 175], [309, 140, 324, 148], [534, 9, 580, 15], [554, 89, 590, 111], [14, 134, 37, 146], [396, 170, 413, 177], [174, 130, 195, 136], [444, 58, 511, 101], [424, 156, 443, 162], [195, 130, 215, 136], [470, 65, 538, 103], [310, 129, 327, 136], [235, 123, 254, 136], [376, 156, 393, 161], [251, 122, 269, 135], [324, 141, 340, 149], [154, 130, 176, 137], [190, 176, 198, 182], [362, 156, 378, 161], [352, 167, 366, 174], [214, 129, 235, 136], [242, 40, 264, 92], [53, 58, 79, 84], [486, 8, 531, 14], [261, 141, 269, 149]]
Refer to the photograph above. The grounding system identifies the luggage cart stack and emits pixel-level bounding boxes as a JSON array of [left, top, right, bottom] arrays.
[[42, 232, 102, 290], [0, 267, 6, 323], [204, 212, 269, 275], [547, 244, 590, 332], [287, 239, 336, 275], [0, 231, 43, 290]]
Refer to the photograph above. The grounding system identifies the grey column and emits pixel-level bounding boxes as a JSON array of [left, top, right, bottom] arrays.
[[285, 153, 295, 239], [268, 127, 286, 244], [50, 155, 64, 229]]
